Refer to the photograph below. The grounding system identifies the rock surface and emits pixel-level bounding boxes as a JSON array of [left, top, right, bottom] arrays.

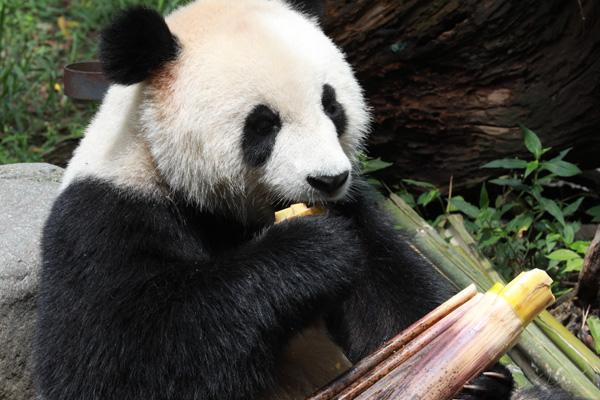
[[0, 163, 63, 400]]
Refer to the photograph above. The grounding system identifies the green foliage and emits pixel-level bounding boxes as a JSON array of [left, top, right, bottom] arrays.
[[1, 0, 188, 164], [393, 179, 441, 209], [398, 127, 599, 295], [361, 157, 393, 174], [588, 316, 600, 354], [586, 205, 600, 223]]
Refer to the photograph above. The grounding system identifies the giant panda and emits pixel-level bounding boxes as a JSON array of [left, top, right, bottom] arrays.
[[34, 1, 579, 399]]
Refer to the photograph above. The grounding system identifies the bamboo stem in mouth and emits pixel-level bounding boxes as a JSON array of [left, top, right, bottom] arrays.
[[274, 203, 325, 223]]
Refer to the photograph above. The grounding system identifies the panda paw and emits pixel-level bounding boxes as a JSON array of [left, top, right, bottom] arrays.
[[455, 363, 514, 400]]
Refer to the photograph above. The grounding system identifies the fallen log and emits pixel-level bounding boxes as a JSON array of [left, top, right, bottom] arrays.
[[323, 0, 600, 188]]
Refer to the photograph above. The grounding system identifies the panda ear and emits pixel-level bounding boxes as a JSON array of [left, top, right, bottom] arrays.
[[99, 6, 180, 85], [287, 0, 325, 21]]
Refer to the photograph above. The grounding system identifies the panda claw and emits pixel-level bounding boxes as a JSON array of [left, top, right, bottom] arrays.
[[463, 384, 486, 391], [483, 371, 512, 381], [455, 363, 514, 400]]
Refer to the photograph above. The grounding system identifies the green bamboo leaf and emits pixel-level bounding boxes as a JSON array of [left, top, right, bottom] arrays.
[[476, 207, 495, 225], [524, 160, 539, 178], [562, 224, 575, 245], [480, 183, 489, 209], [541, 160, 582, 177], [547, 233, 561, 242], [521, 125, 542, 159], [563, 197, 584, 217], [362, 158, 393, 174], [586, 205, 600, 222], [551, 147, 572, 162], [569, 241, 590, 254], [588, 316, 600, 354], [482, 158, 528, 169], [507, 213, 533, 233], [539, 197, 565, 226], [563, 257, 583, 273], [417, 189, 440, 206], [449, 196, 480, 219], [480, 234, 501, 248], [547, 249, 579, 261], [489, 178, 529, 191]]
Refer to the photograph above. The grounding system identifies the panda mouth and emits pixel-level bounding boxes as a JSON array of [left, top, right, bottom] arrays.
[[270, 199, 322, 215]]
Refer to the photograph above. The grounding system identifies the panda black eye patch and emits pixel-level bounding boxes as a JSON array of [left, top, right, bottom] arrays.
[[322, 84, 347, 136], [242, 104, 282, 167]]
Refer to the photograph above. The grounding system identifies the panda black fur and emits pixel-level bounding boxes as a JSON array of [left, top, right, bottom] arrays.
[[34, 1, 580, 399]]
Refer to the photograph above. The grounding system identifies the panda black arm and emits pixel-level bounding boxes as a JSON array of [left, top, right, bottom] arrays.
[[325, 178, 456, 362], [35, 179, 362, 400]]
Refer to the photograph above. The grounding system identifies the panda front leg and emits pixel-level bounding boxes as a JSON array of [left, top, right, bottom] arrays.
[[325, 179, 514, 400], [171, 215, 365, 400], [36, 195, 363, 400]]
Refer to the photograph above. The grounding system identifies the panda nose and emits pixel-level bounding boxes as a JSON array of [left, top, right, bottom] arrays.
[[306, 171, 349, 195]]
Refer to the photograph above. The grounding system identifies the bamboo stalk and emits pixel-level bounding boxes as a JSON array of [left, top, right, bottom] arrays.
[[577, 225, 600, 307], [307, 285, 478, 400], [504, 350, 540, 388], [384, 194, 600, 398], [515, 324, 600, 398], [536, 311, 600, 387]]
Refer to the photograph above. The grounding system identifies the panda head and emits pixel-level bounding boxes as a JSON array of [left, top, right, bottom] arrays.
[[99, 0, 369, 218]]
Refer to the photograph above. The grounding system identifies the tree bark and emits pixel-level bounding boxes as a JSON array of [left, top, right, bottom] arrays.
[[577, 225, 600, 308], [323, 0, 600, 188]]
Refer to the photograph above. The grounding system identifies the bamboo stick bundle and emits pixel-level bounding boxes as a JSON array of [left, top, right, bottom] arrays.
[[385, 194, 600, 398], [443, 213, 600, 387], [308, 270, 554, 400]]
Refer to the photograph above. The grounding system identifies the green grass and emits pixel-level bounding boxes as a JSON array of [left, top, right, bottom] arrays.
[[0, 0, 188, 165]]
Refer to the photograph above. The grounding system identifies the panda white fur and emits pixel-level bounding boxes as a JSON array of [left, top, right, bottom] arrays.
[[34, 1, 579, 399]]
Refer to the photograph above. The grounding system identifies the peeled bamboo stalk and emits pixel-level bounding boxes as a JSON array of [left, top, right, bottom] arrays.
[[334, 293, 484, 400], [308, 286, 480, 400]]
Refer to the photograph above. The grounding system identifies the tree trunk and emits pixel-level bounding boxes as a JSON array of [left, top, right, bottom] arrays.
[[323, 0, 600, 189], [577, 225, 600, 308]]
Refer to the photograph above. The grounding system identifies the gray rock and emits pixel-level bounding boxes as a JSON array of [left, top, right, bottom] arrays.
[[0, 163, 63, 400]]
